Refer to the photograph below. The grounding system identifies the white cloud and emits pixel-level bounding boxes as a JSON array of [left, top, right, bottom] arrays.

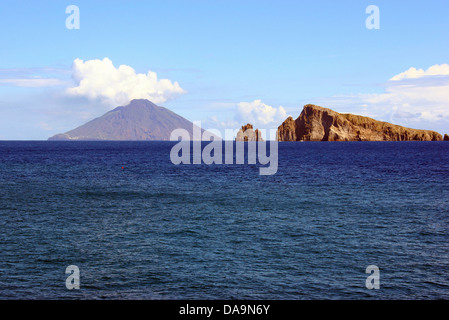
[[206, 115, 239, 129], [0, 66, 71, 88], [390, 64, 449, 81], [370, 66, 449, 122], [237, 99, 287, 128], [0, 78, 67, 87], [66, 58, 186, 106], [315, 63, 449, 133]]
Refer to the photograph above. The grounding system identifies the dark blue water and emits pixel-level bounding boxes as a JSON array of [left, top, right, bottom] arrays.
[[0, 141, 448, 299]]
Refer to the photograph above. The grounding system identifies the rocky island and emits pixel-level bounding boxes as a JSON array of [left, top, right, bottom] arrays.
[[48, 99, 202, 141], [235, 124, 264, 141], [278, 104, 443, 142]]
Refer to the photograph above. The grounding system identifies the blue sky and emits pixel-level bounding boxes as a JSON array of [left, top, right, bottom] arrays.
[[0, 0, 448, 139]]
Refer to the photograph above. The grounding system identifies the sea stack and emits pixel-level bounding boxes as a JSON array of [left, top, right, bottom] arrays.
[[277, 104, 442, 142], [235, 124, 264, 141]]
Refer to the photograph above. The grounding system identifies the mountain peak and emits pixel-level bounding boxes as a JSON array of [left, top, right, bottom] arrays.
[[48, 100, 196, 141], [128, 98, 157, 106]]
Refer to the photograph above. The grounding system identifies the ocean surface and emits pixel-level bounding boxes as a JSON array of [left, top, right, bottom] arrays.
[[0, 141, 448, 299]]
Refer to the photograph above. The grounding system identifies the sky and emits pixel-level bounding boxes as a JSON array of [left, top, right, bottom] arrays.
[[0, 0, 448, 139]]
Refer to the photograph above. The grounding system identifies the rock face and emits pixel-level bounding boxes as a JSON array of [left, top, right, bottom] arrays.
[[277, 116, 297, 142], [236, 124, 264, 141], [48, 99, 201, 141], [444, 134, 449, 141], [277, 104, 442, 142]]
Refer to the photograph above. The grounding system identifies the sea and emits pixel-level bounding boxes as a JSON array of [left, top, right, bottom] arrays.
[[0, 141, 448, 299]]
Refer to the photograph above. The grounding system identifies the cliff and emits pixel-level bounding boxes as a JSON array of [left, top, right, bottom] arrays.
[[236, 124, 264, 141], [277, 104, 442, 142]]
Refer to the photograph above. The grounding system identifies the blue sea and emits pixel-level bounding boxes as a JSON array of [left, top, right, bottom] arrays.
[[0, 141, 448, 299]]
